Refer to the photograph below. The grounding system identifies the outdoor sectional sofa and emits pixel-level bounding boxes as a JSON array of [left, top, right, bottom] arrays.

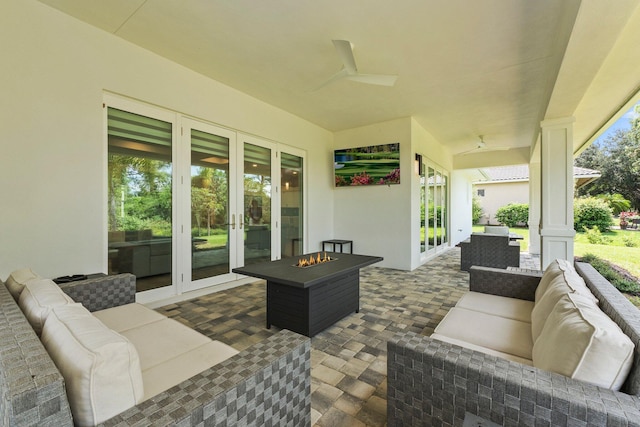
[[0, 272, 310, 426], [388, 261, 640, 426]]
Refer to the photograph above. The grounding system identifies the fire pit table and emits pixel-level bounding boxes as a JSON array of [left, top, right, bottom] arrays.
[[232, 252, 383, 337]]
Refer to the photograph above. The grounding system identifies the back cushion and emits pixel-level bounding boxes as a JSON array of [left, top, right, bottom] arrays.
[[531, 268, 598, 341], [5, 268, 41, 300], [532, 293, 634, 390], [18, 278, 75, 335], [42, 305, 144, 427], [535, 259, 573, 302]]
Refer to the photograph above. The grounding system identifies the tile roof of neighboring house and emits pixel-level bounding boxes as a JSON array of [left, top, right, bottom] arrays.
[[474, 165, 601, 188], [476, 164, 601, 183]]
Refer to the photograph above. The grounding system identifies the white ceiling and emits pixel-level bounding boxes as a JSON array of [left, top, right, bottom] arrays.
[[37, 0, 640, 164]]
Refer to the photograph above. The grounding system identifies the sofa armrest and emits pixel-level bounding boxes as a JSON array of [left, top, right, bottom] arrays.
[[101, 329, 310, 427], [58, 273, 135, 312], [387, 332, 640, 427], [469, 266, 542, 301]]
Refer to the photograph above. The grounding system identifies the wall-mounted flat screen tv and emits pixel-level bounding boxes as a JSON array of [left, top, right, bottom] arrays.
[[334, 143, 400, 187]]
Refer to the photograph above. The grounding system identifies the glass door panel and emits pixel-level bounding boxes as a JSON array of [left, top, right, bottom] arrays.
[[244, 143, 272, 265], [107, 107, 173, 293], [281, 152, 303, 257], [427, 167, 435, 252], [190, 129, 231, 282], [442, 174, 448, 245], [436, 171, 443, 245], [420, 161, 426, 253]]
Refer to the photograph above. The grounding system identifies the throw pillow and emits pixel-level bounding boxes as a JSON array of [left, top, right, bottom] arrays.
[[5, 268, 41, 300], [42, 304, 144, 426]]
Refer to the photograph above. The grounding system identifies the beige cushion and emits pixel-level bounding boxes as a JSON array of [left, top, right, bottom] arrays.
[[103, 310, 239, 400], [141, 340, 239, 400], [455, 291, 534, 323], [532, 293, 634, 390], [434, 307, 533, 359], [5, 268, 41, 300], [531, 269, 598, 342], [93, 303, 166, 332], [18, 278, 75, 335], [484, 225, 510, 235], [535, 259, 574, 302], [41, 305, 144, 427]]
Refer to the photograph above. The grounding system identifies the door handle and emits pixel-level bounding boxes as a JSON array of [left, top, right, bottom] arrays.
[[231, 214, 236, 230], [239, 214, 243, 229]]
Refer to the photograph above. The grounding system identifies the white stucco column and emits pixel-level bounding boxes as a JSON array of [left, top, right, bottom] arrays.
[[540, 117, 575, 269], [528, 161, 541, 255]]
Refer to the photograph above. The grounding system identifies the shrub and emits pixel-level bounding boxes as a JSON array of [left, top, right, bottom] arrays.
[[579, 253, 640, 294], [583, 226, 611, 245], [623, 235, 638, 247], [472, 197, 483, 224], [495, 203, 528, 227], [573, 197, 613, 232], [596, 193, 631, 216]]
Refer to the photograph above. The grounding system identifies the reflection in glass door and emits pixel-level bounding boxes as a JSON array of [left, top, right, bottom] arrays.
[[107, 107, 173, 293], [244, 143, 272, 265], [190, 129, 232, 282], [281, 152, 303, 257]]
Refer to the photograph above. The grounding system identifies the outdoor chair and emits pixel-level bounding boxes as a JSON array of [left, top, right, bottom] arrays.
[[460, 232, 520, 271]]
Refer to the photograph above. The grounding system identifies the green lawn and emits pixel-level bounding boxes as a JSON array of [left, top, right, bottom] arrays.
[[472, 225, 640, 279]]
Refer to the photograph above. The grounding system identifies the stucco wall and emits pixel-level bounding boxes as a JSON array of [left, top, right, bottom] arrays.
[[474, 181, 528, 224], [0, 0, 333, 283]]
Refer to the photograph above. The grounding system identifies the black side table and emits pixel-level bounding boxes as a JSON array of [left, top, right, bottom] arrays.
[[322, 239, 353, 254]]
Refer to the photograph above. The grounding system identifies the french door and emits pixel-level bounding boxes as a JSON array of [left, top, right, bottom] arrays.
[[106, 96, 304, 300], [181, 123, 278, 292]]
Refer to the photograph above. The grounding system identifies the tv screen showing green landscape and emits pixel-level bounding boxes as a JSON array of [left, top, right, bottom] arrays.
[[334, 143, 400, 187]]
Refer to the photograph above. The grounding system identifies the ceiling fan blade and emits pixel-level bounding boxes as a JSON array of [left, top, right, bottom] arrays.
[[347, 73, 398, 86], [332, 40, 358, 74], [311, 68, 348, 91]]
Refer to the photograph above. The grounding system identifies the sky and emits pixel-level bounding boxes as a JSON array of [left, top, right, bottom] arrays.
[[595, 102, 640, 144]]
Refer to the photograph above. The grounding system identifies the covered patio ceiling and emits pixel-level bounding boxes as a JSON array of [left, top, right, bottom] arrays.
[[39, 0, 640, 169]]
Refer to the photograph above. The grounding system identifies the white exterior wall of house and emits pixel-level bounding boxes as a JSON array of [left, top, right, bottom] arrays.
[[474, 181, 529, 224], [0, 1, 334, 280], [1, 1, 470, 283]]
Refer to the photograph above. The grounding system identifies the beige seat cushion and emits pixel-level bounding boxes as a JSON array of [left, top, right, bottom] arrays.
[[98, 304, 239, 400], [455, 291, 534, 323], [431, 333, 533, 366], [434, 307, 533, 360], [42, 305, 144, 427], [141, 340, 239, 400], [532, 293, 634, 390], [18, 278, 75, 335], [93, 303, 166, 332], [5, 268, 41, 300]]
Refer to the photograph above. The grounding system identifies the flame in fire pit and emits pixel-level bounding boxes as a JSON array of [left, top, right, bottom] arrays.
[[295, 252, 334, 267]]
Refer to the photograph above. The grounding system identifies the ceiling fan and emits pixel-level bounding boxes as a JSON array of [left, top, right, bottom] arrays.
[[459, 135, 510, 155], [314, 40, 398, 90]]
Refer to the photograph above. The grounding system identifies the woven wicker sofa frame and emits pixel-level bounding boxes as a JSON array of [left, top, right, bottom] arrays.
[[459, 233, 520, 272], [0, 273, 311, 426], [387, 262, 640, 426]]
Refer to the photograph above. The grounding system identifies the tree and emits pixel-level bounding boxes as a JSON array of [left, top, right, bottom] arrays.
[[575, 108, 640, 209]]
